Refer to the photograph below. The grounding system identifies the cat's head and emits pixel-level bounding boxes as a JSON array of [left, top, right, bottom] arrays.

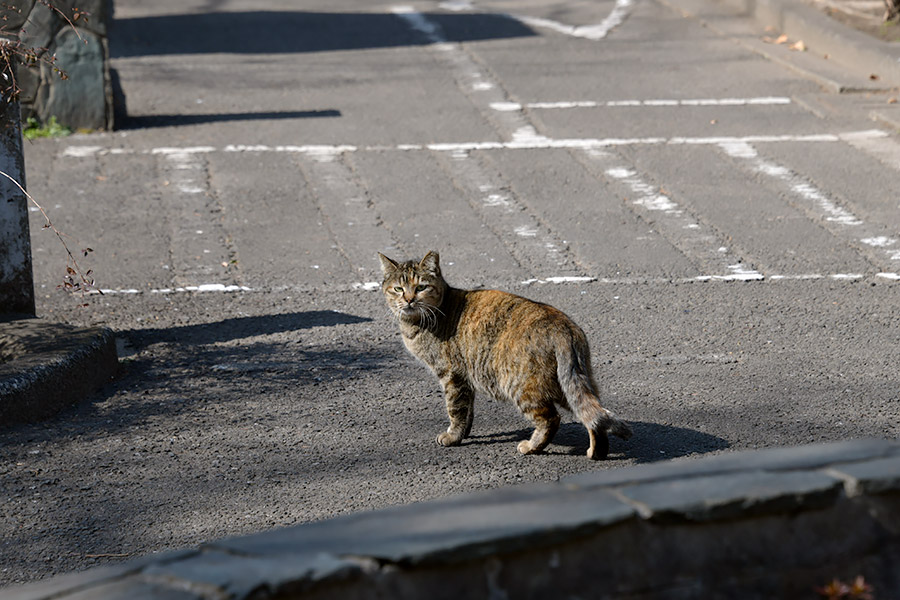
[[378, 251, 447, 326]]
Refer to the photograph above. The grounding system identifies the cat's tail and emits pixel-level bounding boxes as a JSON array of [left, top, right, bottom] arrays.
[[556, 340, 632, 441]]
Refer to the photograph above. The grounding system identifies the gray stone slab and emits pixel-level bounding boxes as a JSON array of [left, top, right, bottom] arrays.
[[1, 551, 197, 600], [142, 550, 364, 599], [213, 483, 635, 566], [565, 439, 900, 489], [57, 579, 201, 600], [618, 470, 843, 522], [831, 455, 900, 496], [0, 317, 117, 425]]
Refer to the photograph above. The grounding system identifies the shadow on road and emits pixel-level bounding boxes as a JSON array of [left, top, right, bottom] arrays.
[[129, 310, 372, 347], [110, 11, 536, 58], [467, 421, 729, 462], [119, 109, 342, 129]]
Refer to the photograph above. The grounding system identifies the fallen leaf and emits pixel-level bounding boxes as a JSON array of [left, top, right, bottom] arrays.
[[775, 33, 789, 44], [888, 96, 897, 104], [789, 40, 806, 51], [870, 73, 880, 80]]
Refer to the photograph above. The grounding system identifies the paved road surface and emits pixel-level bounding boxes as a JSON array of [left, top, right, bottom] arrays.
[[3, 0, 899, 587]]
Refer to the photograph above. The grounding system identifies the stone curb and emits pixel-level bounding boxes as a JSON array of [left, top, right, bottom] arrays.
[[0, 316, 118, 425], [662, 0, 900, 92], [722, 0, 900, 86], [4, 438, 899, 599]]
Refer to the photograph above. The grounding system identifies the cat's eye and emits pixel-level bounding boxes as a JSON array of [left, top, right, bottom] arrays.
[[393, 286, 404, 293], [415, 284, 429, 293]]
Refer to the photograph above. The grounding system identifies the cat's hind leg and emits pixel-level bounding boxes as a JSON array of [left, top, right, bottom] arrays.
[[517, 404, 561, 455], [587, 427, 610, 460], [436, 375, 475, 447]]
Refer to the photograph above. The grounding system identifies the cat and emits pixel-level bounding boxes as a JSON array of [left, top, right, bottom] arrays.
[[379, 250, 632, 459]]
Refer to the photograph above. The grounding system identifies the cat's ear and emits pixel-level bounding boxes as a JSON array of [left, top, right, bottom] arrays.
[[378, 253, 399, 277], [420, 251, 440, 275]]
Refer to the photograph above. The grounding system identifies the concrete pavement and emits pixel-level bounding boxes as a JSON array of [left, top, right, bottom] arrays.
[[3, 0, 899, 426], [3, 0, 900, 593]]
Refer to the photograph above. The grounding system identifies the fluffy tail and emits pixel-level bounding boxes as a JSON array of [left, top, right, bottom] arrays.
[[557, 340, 632, 440]]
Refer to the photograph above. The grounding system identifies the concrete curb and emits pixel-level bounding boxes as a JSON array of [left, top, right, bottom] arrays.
[[4, 439, 898, 599], [0, 316, 118, 425], [722, 0, 900, 87]]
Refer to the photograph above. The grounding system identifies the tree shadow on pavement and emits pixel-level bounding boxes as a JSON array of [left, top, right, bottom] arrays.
[[127, 310, 372, 348], [119, 110, 342, 130], [110, 11, 536, 58]]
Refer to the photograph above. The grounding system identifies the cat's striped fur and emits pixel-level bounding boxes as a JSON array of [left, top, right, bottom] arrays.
[[379, 251, 631, 459]]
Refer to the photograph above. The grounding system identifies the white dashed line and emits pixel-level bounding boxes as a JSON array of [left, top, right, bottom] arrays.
[[720, 140, 900, 271], [602, 160, 764, 280]]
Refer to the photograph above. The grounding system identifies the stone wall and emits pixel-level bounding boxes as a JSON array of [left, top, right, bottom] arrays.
[[2, 0, 113, 131], [3, 438, 899, 599]]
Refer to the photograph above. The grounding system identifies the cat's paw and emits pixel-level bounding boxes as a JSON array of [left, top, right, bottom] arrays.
[[436, 432, 462, 447], [517, 440, 539, 455], [586, 431, 610, 460]]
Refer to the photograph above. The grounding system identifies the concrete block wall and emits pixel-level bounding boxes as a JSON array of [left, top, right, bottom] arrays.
[[3, 438, 899, 599], [2, 0, 113, 131]]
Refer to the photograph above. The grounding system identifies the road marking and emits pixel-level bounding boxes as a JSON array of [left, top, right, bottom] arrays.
[[60, 129, 890, 159], [392, 6, 583, 278], [88, 270, 899, 297], [599, 158, 764, 280], [720, 141, 900, 270], [841, 129, 900, 170], [431, 148, 580, 276], [439, 0, 636, 41], [491, 97, 792, 111], [93, 283, 253, 295], [294, 152, 397, 282], [159, 151, 233, 286]]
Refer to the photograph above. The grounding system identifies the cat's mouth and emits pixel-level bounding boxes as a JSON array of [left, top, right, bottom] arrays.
[[399, 304, 421, 319]]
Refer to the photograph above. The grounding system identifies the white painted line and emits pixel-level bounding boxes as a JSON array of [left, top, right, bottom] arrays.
[[841, 130, 900, 171], [490, 97, 792, 111], [521, 276, 597, 285], [720, 141, 863, 226], [513, 0, 634, 41], [436, 0, 634, 40], [224, 144, 358, 159], [439, 1, 475, 11], [861, 236, 897, 248], [94, 284, 252, 295], [151, 146, 216, 156], [60, 130, 890, 159], [391, 5, 444, 39], [62, 145, 104, 158], [88, 271, 900, 297]]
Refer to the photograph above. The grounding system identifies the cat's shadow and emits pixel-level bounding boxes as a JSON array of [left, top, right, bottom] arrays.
[[466, 421, 729, 463]]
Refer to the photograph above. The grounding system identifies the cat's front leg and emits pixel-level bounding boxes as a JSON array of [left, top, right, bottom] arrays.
[[436, 375, 475, 447]]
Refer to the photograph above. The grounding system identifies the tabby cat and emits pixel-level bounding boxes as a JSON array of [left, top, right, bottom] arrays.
[[379, 251, 632, 459]]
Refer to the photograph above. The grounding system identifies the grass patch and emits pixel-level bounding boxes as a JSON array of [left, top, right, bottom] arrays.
[[23, 116, 72, 140]]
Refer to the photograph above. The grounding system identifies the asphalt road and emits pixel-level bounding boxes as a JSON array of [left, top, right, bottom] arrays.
[[3, 0, 899, 587]]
